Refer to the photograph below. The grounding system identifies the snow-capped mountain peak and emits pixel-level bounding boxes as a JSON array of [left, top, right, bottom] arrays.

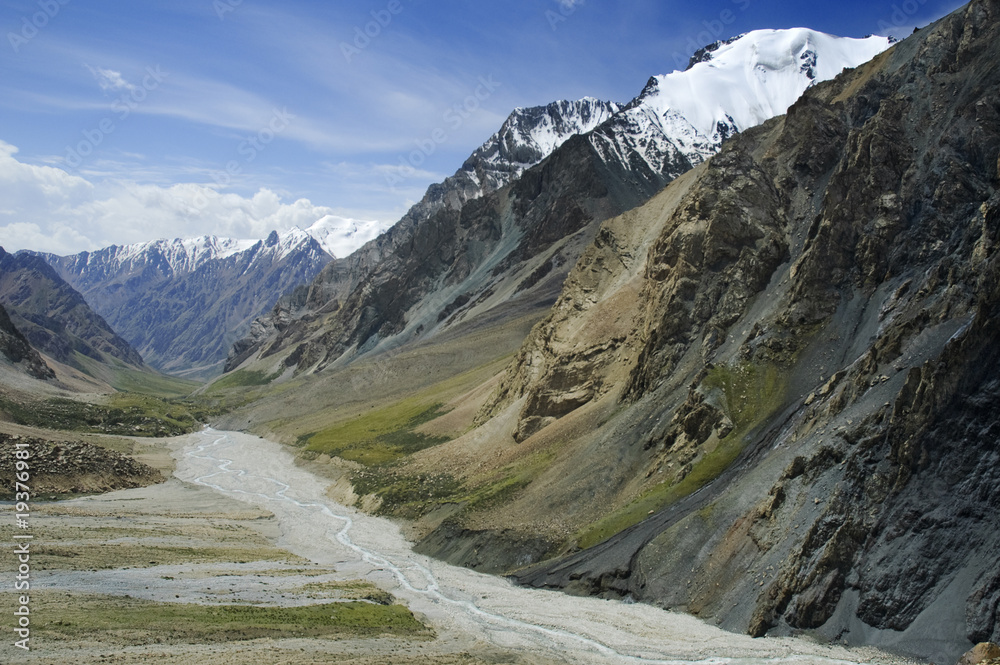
[[457, 97, 622, 194], [42, 226, 345, 376], [91, 235, 260, 275], [590, 28, 893, 176], [488, 97, 622, 166], [654, 29, 890, 141], [302, 215, 393, 258], [68, 214, 396, 278], [118, 233, 304, 274]]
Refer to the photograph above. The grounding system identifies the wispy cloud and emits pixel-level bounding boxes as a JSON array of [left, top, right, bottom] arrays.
[[0, 140, 393, 256], [84, 65, 137, 93]]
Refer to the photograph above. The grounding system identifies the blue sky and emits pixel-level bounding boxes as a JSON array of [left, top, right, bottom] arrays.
[[0, 0, 964, 255]]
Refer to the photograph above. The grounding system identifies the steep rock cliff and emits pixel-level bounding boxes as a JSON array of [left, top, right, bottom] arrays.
[[447, 4, 1000, 662]]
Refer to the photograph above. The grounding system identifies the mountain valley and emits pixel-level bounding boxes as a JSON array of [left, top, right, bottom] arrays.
[[2, 4, 998, 664]]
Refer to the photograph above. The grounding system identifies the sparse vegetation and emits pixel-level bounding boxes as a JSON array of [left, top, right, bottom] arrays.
[[576, 362, 787, 549], [304, 399, 451, 466], [0, 392, 220, 437], [352, 469, 463, 516], [703, 362, 785, 431], [35, 543, 300, 570], [33, 593, 429, 644], [206, 368, 283, 392], [101, 365, 202, 398], [6, 514, 307, 571], [351, 451, 552, 519], [297, 580, 395, 605]]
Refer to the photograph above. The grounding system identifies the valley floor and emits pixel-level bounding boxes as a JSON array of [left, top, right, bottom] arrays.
[[0, 429, 923, 664]]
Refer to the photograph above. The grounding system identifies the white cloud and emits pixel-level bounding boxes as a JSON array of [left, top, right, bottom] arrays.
[[85, 65, 137, 93], [0, 140, 391, 257], [555, 0, 586, 9]]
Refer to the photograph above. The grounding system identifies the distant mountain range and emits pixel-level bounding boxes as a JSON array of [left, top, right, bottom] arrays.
[[36, 229, 330, 378], [26, 215, 391, 379]]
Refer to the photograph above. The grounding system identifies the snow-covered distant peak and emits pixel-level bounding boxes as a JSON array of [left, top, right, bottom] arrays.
[[106, 235, 259, 273], [261, 227, 317, 262], [65, 215, 393, 276], [82, 229, 319, 276], [302, 215, 394, 258], [642, 29, 892, 145], [183, 235, 258, 260]]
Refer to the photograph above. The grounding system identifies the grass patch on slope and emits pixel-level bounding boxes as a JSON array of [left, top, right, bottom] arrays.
[[205, 368, 283, 392], [282, 350, 516, 458], [108, 368, 202, 398], [302, 398, 451, 466], [703, 362, 786, 432], [575, 362, 786, 550], [297, 353, 533, 516], [351, 469, 464, 516], [33, 593, 429, 645], [351, 450, 554, 519]]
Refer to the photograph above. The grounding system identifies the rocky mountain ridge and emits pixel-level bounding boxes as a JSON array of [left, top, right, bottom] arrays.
[[444, 3, 998, 662], [222, 97, 629, 372], [457, 97, 622, 194], [0, 302, 54, 380], [226, 29, 889, 378], [0, 247, 145, 375]]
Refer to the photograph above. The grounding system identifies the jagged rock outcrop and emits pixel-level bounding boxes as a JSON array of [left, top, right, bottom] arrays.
[[0, 433, 162, 498], [958, 643, 1000, 665]]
